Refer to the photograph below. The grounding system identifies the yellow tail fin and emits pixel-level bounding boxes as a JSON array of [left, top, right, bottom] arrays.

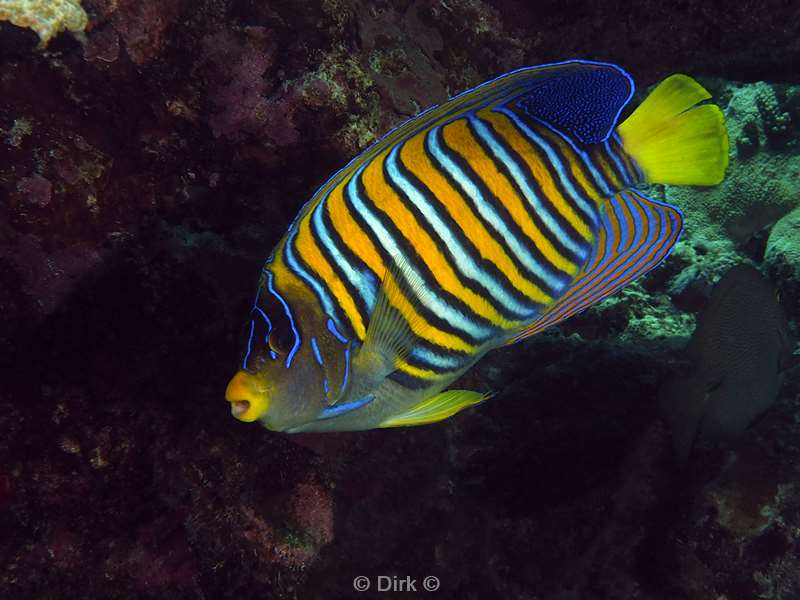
[[616, 74, 729, 186]]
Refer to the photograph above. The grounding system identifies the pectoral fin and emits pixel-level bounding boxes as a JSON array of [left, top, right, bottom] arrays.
[[379, 389, 491, 428], [332, 254, 430, 404]]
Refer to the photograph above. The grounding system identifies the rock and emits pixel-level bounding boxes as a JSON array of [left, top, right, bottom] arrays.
[[765, 204, 800, 320]]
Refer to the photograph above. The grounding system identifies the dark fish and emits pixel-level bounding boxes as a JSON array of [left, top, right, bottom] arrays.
[[660, 264, 796, 462]]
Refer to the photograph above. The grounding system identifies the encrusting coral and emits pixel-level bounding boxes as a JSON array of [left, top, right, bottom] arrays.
[[0, 0, 88, 47]]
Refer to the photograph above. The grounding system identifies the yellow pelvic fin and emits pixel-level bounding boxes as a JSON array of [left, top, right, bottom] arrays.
[[616, 74, 729, 186], [379, 389, 491, 428]]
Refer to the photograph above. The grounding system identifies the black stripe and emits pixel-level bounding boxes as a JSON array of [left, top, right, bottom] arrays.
[[387, 370, 430, 391], [402, 353, 450, 377], [362, 161, 505, 328], [504, 107, 601, 227], [475, 113, 591, 259], [323, 192, 476, 366], [423, 127, 557, 307], [285, 225, 358, 339], [343, 170, 486, 348], [316, 198, 374, 323], [464, 116, 584, 266], [610, 134, 642, 184], [390, 143, 534, 321], [432, 125, 570, 297]]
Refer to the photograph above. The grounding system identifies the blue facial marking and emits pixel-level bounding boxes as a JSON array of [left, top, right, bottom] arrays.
[[265, 269, 302, 369], [311, 336, 324, 366], [253, 306, 278, 361], [323, 378, 330, 395], [340, 346, 351, 394], [242, 319, 255, 370], [254, 306, 272, 328], [326, 318, 348, 344], [319, 394, 374, 420]]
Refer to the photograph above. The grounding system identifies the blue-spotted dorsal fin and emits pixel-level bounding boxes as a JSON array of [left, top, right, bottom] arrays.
[[505, 190, 683, 345], [514, 62, 634, 144]]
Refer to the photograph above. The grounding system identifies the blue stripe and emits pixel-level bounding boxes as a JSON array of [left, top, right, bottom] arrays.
[[469, 115, 589, 261], [311, 200, 377, 310], [254, 306, 272, 329], [409, 346, 463, 370], [319, 394, 374, 419], [498, 107, 599, 229], [340, 346, 351, 394], [242, 319, 255, 370], [612, 132, 644, 182], [604, 139, 632, 186], [311, 336, 324, 366], [608, 193, 630, 252], [282, 223, 338, 318], [265, 269, 302, 369], [346, 164, 494, 340], [546, 191, 663, 324], [530, 118, 614, 196], [385, 145, 532, 319], [253, 306, 278, 360], [427, 127, 566, 295], [327, 318, 348, 344]]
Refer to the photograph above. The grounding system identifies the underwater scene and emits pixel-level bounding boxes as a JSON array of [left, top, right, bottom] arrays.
[[1, 1, 800, 599]]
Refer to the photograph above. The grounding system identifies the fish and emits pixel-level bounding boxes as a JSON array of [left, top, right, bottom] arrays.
[[225, 59, 729, 433], [659, 264, 796, 463]]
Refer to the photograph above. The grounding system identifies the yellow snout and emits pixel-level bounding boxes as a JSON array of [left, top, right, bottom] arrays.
[[225, 371, 269, 422]]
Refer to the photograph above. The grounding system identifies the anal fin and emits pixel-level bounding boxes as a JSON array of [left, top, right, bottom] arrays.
[[506, 190, 683, 345], [379, 389, 491, 428]]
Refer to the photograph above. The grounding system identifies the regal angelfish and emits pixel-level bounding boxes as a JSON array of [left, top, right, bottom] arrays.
[[225, 60, 729, 433]]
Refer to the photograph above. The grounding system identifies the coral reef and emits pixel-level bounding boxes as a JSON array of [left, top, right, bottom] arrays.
[[664, 80, 800, 248], [766, 204, 800, 320], [0, 0, 87, 47], [1, 1, 800, 599], [586, 79, 800, 348]]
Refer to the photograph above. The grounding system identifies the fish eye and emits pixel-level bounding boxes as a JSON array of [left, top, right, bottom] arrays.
[[268, 325, 293, 355]]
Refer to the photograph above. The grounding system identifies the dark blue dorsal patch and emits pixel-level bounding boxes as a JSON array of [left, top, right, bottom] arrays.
[[514, 62, 634, 144]]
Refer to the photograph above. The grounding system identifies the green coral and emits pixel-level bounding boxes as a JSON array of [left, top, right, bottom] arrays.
[[766, 204, 800, 277], [591, 282, 695, 348], [663, 81, 800, 248]]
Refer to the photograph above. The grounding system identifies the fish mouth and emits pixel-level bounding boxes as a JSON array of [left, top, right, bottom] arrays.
[[230, 400, 251, 419], [225, 371, 269, 422]]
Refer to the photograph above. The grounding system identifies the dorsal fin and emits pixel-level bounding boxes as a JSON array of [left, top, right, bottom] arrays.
[[515, 62, 634, 143], [506, 190, 683, 345]]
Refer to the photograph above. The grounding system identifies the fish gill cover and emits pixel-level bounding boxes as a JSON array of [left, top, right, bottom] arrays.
[[1, 1, 800, 599]]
